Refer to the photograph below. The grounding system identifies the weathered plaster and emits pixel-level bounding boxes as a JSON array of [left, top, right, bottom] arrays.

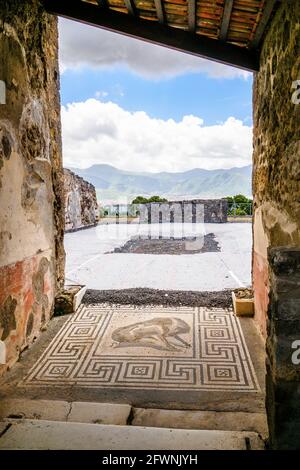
[[253, 1, 300, 337], [0, 295, 17, 341], [252, 202, 299, 337], [253, 1, 300, 449], [64, 169, 98, 232], [0, 0, 64, 376]]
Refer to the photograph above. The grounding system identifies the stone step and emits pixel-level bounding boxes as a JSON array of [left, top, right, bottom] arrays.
[[131, 408, 268, 439], [0, 399, 131, 425], [0, 419, 264, 450], [0, 399, 268, 439]]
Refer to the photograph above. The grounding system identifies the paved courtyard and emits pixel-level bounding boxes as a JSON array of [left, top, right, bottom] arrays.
[[64, 223, 252, 291]]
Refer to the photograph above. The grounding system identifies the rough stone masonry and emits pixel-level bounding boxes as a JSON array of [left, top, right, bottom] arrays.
[[138, 199, 228, 224], [252, 1, 300, 449], [64, 169, 98, 232], [0, 0, 64, 376]]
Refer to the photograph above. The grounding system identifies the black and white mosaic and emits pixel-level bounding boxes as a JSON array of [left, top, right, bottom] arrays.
[[21, 305, 260, 392]]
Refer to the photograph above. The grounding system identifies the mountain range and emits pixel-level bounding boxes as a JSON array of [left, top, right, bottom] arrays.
[[68, 164, 252, 204]]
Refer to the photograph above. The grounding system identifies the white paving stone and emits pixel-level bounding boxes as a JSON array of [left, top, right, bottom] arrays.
[[64, 223, 251, 291], [0, 399, 70, 421], [0, 399, 131, 425], [68, 402, 131, 425], [0, 420, 265, 450], [132, 408, 268, 438]]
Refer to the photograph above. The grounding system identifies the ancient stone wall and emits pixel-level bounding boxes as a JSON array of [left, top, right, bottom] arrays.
[[252, 1, 300, 448], [64, 169, 98, 232], [267, 248, 300, 449], [253, 1, 300, 338], [0, 0, 64, 375], [138, 199, 228, 224]]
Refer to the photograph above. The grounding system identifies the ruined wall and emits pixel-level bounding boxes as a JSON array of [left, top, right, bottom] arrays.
[[0, 0, 64, 375], [252, 1, 300, 448], [64, 169, 98, 232], [139, 199, 228, 224], [253, 1, 300, 337]]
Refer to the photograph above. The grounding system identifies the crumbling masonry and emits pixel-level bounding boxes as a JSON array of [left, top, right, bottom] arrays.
[[252, 1, 300, 449], [64, 168, 98, 232], [0, 0, 64, 375]]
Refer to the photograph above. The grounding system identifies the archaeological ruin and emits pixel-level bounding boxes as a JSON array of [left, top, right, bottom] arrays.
[[0, 0, 299, 451], [138, 199, 228, 224], [64, 169, 98, 232]]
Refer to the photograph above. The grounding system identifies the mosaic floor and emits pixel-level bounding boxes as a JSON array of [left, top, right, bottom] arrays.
[[21, 305, 260, 392]]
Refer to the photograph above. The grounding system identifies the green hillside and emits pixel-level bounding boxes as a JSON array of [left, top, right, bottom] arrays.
[[69, 164, 252, 204]]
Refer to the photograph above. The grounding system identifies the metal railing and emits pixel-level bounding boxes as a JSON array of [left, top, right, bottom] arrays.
[[227, 202, 253, 218], [99, 201, 253, 221]]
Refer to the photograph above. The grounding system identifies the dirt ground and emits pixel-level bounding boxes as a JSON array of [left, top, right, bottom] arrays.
[[82, 288, 233, 309], [108, 233, 220, 255]]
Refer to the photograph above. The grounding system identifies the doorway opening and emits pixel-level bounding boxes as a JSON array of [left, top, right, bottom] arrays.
[[0, 16, 266, 442]]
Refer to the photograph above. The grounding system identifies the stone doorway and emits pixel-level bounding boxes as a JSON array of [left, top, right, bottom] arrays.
[[0, 0, 299, 449]]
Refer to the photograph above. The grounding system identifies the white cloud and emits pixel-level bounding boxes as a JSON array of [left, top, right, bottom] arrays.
[[61, 98, 252, 172], [58, 18, 250, 80]]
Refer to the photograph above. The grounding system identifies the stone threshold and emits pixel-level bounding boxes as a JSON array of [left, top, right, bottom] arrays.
[[0, 398, 268, 439], [0, 419, 265, 450]]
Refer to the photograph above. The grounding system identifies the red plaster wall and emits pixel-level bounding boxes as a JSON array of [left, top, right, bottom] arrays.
[[0, 254, 55, 375], [253, 251, 269, 338]]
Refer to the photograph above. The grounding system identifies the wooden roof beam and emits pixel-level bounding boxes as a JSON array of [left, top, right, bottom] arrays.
[[96, 0, 109, 8], [251, 0, 277, 48], [220, 0, 233, 41], [124, 0, 137, 17], [188, 0, 197, 33], [43, 0, 259, 72], [154, 0, 166, 25]]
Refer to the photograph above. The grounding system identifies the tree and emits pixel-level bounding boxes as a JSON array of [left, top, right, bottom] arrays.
[[148, 195, 168, 203], [233, 194, 249, 204], [131, 195, 168, 204], [132, 196, 149, 204], [225, 194, 253, 216]]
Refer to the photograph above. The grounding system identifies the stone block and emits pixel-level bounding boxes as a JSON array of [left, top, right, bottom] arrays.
[[267, 334, 300, 381], [132, 408, 268, 438], [139, 199, 228, 224], [273, 380, 300, 449], [0, 420, 265, 450], [0, 400, 131, 426], [272, 278, 300, 299], [0, 399, 70, 421], [68, 402, 131, 425], [269, 248, 300, 279]]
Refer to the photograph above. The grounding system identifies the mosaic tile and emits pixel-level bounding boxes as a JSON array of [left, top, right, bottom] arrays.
[[21, 305, 260, 392]]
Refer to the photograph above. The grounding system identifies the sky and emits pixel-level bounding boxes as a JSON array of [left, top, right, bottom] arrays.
[[59, 18, 253, 173]]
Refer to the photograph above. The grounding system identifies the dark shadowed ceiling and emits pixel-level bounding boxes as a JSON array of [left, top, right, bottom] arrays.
[[44, 0, 280, 71]]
